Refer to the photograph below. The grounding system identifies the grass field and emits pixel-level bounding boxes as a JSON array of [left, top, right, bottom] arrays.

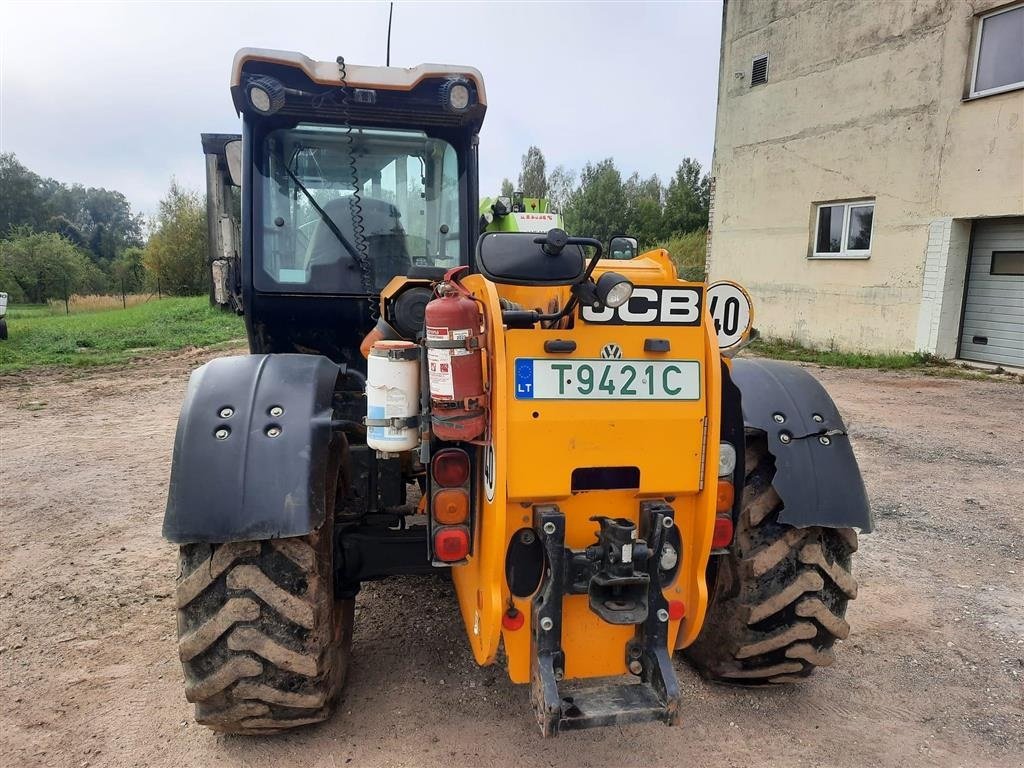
[[6, 294, 154, 317], [746, 336, 1017, 379], [748, 336, 937, 369], [0, 296, 245, 374]]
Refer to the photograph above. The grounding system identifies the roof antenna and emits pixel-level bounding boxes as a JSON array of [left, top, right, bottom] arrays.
[[386, 2, 394, 66]]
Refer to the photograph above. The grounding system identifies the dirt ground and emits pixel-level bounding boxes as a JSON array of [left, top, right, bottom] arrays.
[[1, 348, 1022, 768]]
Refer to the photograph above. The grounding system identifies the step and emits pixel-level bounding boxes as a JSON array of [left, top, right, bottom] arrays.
[[557, 680, 674, 731]]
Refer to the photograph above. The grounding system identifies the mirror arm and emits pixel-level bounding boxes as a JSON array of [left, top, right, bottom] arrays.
[[494, 232, 606, 327], [499, 274, 599, 328], [555, 241, 606, 320]]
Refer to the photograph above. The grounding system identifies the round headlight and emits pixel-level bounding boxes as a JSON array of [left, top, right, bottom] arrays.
[[596, 272, 634, 309], [449, 83, 470, 110], [249, 86, 271, 113], [245, 76, 286, 115], [718, 442, 737, 477]]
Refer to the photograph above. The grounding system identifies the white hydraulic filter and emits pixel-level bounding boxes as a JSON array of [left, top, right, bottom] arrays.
[[366, 340, 421, 454]]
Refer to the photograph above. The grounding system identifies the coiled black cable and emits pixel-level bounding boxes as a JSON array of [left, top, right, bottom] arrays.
[[336, 56, 379, 319]]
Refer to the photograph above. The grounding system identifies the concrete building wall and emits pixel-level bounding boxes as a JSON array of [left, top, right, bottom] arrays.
[[708, 0, 1024, 354]]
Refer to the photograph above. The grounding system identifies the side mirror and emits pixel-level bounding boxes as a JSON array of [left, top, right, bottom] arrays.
[[224, 140, 243, 187], [476, 231, 586, 286], [608, 235, 638, 260]]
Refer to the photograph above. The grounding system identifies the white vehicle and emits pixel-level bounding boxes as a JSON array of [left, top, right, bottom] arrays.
[[0, 292, 8, 340]]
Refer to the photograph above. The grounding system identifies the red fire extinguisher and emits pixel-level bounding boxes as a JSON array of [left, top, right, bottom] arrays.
[[425, 267, 486, 442]]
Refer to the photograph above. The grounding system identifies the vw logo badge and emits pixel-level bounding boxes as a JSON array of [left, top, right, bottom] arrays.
[[601, 343, 622, 359]]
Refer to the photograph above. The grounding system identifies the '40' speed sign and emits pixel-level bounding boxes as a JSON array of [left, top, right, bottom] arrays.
[[707, 280, 754, 351]]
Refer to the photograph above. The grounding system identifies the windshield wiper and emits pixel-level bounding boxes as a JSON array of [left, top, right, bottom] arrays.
[[282, 165, 371, 286]]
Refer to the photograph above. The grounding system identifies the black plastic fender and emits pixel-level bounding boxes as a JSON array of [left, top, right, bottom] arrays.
[[730, 359, 873, 532], [163, 354, 341, 544]]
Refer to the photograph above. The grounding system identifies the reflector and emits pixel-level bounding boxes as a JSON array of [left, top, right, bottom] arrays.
[[501, 608, 525, 631], [668, 600, 686, 621], [433, 488, 469, 524], [434, 527, 470, 562], [716, 479, 735, 512]]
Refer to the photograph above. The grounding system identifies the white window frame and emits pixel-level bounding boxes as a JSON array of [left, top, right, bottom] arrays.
[[969, 2, 1024, 99], [810, 200, 875, 260]]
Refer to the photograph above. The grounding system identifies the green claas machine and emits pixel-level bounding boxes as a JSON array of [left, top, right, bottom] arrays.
[[480, 192, 561, 233], [480, 193, 637, 259], [164, 48, 871, 737]]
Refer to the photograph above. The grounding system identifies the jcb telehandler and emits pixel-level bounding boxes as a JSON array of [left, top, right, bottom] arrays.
[[163, 49, 872, 736]]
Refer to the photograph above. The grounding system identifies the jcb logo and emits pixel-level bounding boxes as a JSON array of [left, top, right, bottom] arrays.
[[581, 286, 703, 326]]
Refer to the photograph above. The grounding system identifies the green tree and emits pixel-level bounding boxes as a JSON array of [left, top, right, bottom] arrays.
[[0, 229, 109, 303], [663, 158, 710, 236], [546, 165, 576, 214], [500, 177, 514, 197], [46, 183, 144, 264], [0, 154, 144, 266], [143, 180, 207, 296], [623, 172, 665, 247], [0, 154, 48, 235], [517, 146, 548, 198], [81, 187, 145, 262], [562, 158, 628, 243]]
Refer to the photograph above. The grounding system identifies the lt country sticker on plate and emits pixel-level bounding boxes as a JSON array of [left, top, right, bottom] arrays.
[[514, 358, 701, 400]]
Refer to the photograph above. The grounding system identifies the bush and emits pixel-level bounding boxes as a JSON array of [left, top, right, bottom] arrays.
[[654, 228, 707, 281]]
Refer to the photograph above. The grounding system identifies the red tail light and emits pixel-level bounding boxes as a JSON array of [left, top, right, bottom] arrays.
[[712, 515, 734, 549], [502, 608, 525, 631], [434, 527, 470, 562], [432, 448, 470, 487]]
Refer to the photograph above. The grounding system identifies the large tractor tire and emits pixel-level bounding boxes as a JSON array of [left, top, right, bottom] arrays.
[[685, 430, 858, 684], [174, 457, 352, 733]]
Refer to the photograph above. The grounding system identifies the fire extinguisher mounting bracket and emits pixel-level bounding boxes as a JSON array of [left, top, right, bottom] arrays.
[[424, 336, 482, 351], [363, 415, 422, 429], [372, 346, 422, 361], [431, 393, 487, 411]]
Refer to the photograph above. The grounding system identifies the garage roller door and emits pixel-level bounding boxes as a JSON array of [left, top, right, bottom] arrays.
[[959, 217, 1024, 368]]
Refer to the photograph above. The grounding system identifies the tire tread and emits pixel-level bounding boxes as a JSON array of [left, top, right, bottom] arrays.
[[175, 524, 351, 733], [684, 430, 858, 684]]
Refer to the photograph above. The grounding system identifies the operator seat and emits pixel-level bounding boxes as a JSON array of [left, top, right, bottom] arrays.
[[305, 196, 411, 293]]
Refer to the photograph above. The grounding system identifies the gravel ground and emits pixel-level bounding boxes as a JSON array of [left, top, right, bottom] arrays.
[[1, 348, 1021, 768]]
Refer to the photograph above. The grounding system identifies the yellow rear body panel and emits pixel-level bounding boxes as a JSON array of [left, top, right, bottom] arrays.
[[452, 251, 722, 684]]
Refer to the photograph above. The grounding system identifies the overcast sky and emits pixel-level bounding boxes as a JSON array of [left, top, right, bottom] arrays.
[[1, 0, 722, 218]]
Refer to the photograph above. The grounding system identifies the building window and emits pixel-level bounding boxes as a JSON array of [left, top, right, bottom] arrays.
[[970, 2, 1024, 98], [990, 251, 1024, 275], [811, 200, 874, 259], [750, 54, 769, 86]]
